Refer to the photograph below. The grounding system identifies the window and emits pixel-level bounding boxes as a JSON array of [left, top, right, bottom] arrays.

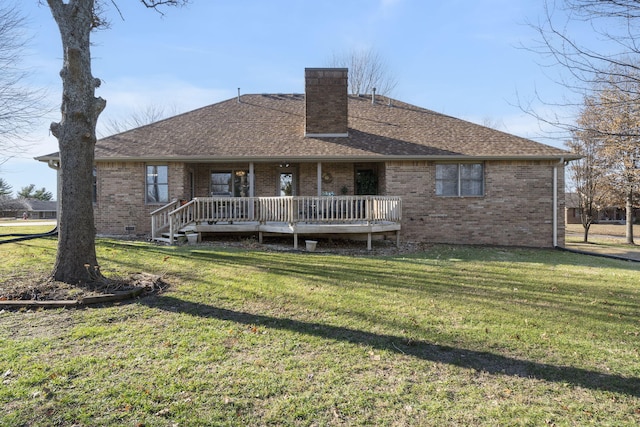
[[436, 163, 484, 196], [146, 165, 169, 203], [280, 172, 293, 196], [355, 169, 378, 195], [211, 170, 249, 197], [211, 172, 231, 196]]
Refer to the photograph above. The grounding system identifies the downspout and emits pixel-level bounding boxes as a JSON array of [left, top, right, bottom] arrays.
[[553, 157, 564, 248], [47, 159, 61, 222], [317, 162, 322, 197]]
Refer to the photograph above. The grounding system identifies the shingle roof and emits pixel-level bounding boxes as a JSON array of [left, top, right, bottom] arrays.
[[39, 94, 575, 162], [22, 199, 57, 212], [0, 199, 56, 212]]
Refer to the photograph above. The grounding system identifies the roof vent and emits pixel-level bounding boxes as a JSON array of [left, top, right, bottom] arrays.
[[372, 87, 376, 104], [237, 88, 241, 103]]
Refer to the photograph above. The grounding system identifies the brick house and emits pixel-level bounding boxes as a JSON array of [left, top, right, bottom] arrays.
[[0, 199, 57, 219], [565, 193, 632, 225], [37, 68, 578, 248]]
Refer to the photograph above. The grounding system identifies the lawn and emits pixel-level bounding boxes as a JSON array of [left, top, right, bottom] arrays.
[[566, 223, 640, 241], [0, 223, 56, 235], [1, 236, 639, 426]]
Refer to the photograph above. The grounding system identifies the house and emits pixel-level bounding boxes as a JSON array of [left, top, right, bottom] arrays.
[[565, 192, 631, 224], [0, 198, 57, 219], [0, 198, 28, 219], [22, 199, 58, 219], [36, 68, 577, 248]]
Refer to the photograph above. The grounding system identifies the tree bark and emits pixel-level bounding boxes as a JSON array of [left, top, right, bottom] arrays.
[[582, 222, 590, 243], [47, 0, 106, 284], [625, 191, 635, 245]]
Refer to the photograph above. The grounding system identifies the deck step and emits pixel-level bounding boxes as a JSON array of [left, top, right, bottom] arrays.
[[152, 236, 173, 244], [153, 232, 187, 244], [161, 232, 186, 237]]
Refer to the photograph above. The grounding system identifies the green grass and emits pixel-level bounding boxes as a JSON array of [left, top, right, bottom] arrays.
[[566, 223, 640, 244], [0, 224, 57, 244], [0, 224, 55, 233], [1, 238, 639, 426]]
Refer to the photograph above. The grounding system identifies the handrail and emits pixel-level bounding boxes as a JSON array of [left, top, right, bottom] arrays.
[[168, 199, 197, 244], [150, 199, 181, 240], [150, 198, 179, 216], [151, 196, 402, 244]]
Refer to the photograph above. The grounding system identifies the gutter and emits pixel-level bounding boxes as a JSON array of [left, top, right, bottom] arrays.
[[35, 154, 582, 163], [44, 159, 61, 221], [46, 159, 60, 170]]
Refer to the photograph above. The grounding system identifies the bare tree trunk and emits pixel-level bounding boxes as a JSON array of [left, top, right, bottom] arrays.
[[626, 191, 635, 245], [582, 223, 590, 243], [47, 0, 106, 284]]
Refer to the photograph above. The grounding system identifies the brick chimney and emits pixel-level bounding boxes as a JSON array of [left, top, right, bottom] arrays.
[[304, 68, 348, 137]]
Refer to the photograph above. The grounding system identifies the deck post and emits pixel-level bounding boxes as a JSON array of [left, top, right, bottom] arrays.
[[317, 163, 322, 197], [367, 233, 372, 250], [249, 162, 255, 197], [366, 196, 371, 222], [288, 198, 294, 225], [294, 232, 298, 249], [249, 163, 255, 219]]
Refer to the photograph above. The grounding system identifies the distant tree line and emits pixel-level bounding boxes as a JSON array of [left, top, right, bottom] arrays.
[[530, 0, 640, 244]]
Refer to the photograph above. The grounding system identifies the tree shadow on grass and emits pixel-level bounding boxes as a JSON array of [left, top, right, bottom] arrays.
[[139, 295, 640, 398]]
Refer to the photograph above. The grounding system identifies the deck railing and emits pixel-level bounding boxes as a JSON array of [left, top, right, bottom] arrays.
[[150, 199, 181, 240], [154, 196, 402, 243]]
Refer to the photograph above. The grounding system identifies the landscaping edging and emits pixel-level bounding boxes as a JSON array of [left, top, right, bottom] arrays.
[[0, 287, 145, 309], [558, 245, 640, 263]]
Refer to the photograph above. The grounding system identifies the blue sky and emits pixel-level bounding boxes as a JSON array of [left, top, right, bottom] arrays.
[[3, 0, 580, 198]]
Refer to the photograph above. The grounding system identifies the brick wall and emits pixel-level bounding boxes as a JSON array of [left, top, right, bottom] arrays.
[[95, 159, 566, 247], [385, 160, 565, 247], [94, 161, 187, 235], [254, 163, 277, 196], [304, 68, 348, 136], [298, 162, 354, 195]]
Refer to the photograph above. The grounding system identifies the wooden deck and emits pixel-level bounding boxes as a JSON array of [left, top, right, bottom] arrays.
[[151, 196, 402, 250]]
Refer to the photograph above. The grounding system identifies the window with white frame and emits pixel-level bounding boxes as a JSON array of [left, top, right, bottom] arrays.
[[435, 163, 484, 196], [146, 165, 169, 203]]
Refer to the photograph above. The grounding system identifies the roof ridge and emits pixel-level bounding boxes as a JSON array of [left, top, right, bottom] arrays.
[[61, 90, 577, 162]]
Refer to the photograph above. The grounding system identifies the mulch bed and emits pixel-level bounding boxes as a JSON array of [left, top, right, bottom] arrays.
[[0, 272, 168, 308]]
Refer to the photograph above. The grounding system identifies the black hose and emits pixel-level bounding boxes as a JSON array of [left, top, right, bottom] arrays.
[[0, 227, 58, 245], [555, 245, 640, 263]]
